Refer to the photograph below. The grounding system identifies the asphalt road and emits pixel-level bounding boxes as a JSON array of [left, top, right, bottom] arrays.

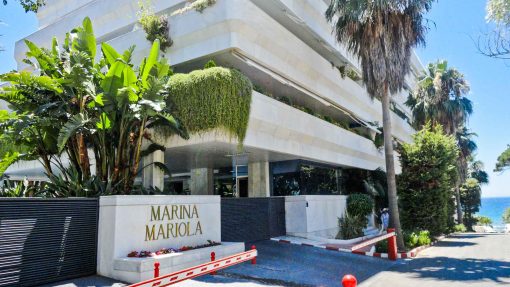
[[360, 233, 510, 287], [42, 234, 510, 287]]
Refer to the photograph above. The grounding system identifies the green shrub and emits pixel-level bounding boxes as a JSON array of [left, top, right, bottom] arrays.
[[404, 231, 419, 248], [347, 193, 374, 218], [375, 239, 388, 253], [398, 125, 459, 236], [336, 213, 366, 240], [168, 67, 252, 144], [454, 224, 467, 233], [417, 230, 431, 246]]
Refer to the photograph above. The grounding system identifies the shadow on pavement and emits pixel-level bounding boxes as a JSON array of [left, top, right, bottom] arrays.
[[432, 240, 477, 247], [398, 256, 510, 283], [213, 240, 398, 287]]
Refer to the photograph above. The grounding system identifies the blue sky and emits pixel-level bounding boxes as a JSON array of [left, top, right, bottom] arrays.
[[1, 1, 510, 198]]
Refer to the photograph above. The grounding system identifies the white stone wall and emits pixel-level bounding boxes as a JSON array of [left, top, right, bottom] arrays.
[[97, 195, 221, 279], [284, 195, 347, 237]]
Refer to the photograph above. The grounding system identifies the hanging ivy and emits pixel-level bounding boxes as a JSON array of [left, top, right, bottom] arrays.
[[167, 67, 252, 143]]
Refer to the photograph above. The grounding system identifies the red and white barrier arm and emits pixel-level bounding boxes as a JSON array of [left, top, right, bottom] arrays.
[[350, 231, 396, 251], [128, 247, 258, 287]]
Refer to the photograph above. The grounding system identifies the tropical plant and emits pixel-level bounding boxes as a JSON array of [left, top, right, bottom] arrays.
[[325, 0, 434, 250], [460, 178, 482, 231], [138, 0, 173, 52], [336, 213, 366, 240], [398, 124, 459, 237], [0, 17, 188, 195], [406, 60, 474, 224], [502, 207, 510, 224]]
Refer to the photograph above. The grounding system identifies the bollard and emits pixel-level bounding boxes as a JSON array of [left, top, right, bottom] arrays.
[[387, 228, 398, 261], [154, 262, 160, 278], [341, 274, 357, 287], [251, 245, 257, 265], [210, 252, 217, 275]]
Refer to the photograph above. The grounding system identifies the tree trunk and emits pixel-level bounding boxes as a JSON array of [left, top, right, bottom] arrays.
[[381, 86, 405, 251], [455, 178, 463, 224]]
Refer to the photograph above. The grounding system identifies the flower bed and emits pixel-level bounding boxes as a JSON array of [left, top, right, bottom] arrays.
[[127, 240, 221, 258]]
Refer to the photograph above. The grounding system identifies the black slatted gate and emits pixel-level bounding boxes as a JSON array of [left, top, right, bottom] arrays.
[[0, 198, 98, 287], [221, 197, 285, 242]]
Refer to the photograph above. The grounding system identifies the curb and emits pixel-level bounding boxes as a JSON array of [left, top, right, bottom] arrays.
[[270, 238, 438, 260]]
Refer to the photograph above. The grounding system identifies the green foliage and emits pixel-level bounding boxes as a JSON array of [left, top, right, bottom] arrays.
[[336, 213, 366, 240], [335, 64, 361, 82], [454, 224, 467, 233], [138, 0, 173, 52], [2, 0, 44, 12], [460, 178, 482, 230], [168, 67, 252, 144], [204, 60, 217, 69], [495, 145, 510, 172], [375, 239, 388, 253], [476, 216, 492, 226], [404, 230, 431, 249], [398, 124, 459, 236], [0, 17, 188, 195], [347, 193, 374, 218], [171, 0, 217, 15], [502, 207, 510, 224], [487, 0, 510, 25]]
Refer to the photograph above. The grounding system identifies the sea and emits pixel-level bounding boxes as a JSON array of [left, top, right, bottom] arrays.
[[477, 197, 510, 231]]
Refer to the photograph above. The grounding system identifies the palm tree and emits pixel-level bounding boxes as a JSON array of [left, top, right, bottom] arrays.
[[325, 0, 434, 250], [406, 60, 473, 223], [406, 60, 472, 135], [469, 159, 489, 185]]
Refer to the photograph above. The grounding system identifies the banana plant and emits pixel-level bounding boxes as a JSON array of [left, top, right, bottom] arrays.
[[0, 17, 188, 195]]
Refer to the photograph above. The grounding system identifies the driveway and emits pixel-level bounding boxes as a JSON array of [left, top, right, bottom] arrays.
[[360, 233, 510, 287], [41, 240, 395, 287]]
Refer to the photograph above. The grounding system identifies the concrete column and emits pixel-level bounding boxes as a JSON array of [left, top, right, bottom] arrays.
[[190, 168, 214, 195], [142, 150, 165, 190], [248, 161, 270, 197]]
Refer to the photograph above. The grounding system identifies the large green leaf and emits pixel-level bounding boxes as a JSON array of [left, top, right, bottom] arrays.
[[96, 112, 111, 130], [71, 17, 97, 60], [57, 113, 91, 152], [101, 43, 122, 66], [101, 60, 126, 97], [0, 152, 20, 177], [141, 39, 160, 86]]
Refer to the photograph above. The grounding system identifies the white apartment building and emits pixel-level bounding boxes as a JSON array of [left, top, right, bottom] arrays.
[[6, 0, 422, 198]]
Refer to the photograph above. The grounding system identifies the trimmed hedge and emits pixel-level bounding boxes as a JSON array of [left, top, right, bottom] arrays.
[[167, 67, 252, 143]]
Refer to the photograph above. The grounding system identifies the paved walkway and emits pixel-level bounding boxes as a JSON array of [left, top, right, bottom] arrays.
[[359, 233, 510, 287]]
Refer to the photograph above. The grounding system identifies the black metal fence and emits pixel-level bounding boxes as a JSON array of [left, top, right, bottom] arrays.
[[0, 198, 98, 287], [221, 197, 286, 242]]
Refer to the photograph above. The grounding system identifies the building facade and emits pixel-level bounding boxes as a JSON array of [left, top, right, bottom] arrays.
[[6, 0, 422, 198]]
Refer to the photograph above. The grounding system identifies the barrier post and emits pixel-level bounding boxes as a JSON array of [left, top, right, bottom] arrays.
[[154, 262, 160, 278], [341, 274, 357, 287], [210, 252, 217, 275], [251, 245, 257, 265], [387, 228, 398, 261]]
